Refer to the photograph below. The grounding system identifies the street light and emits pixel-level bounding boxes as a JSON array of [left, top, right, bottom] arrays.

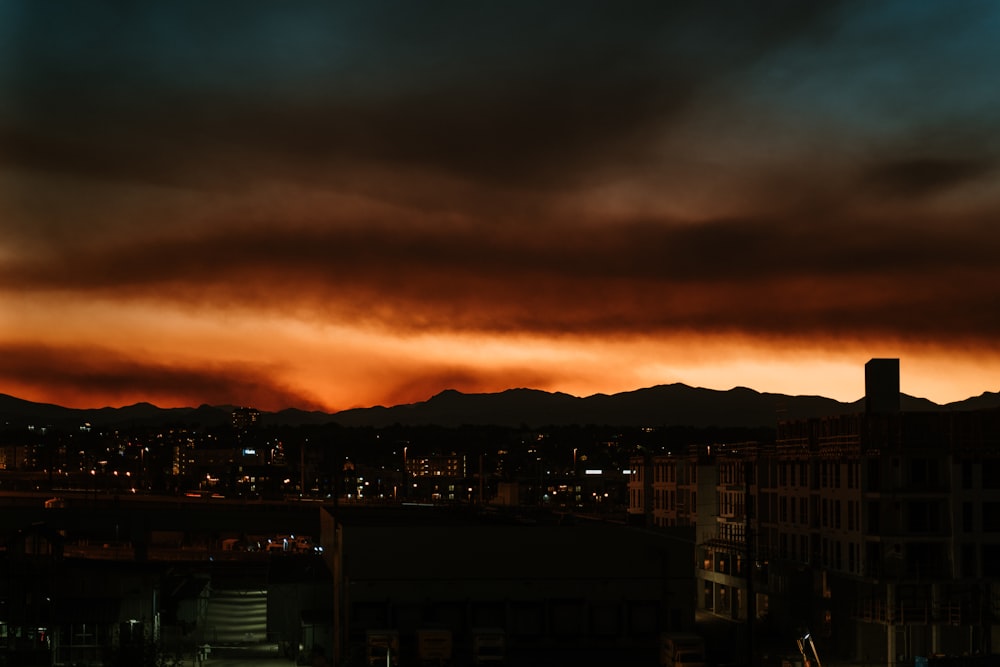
[[403, 447, 408, 499]]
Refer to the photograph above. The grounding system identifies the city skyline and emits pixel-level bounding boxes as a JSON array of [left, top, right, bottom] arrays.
[[3, 2, 1000, 411]]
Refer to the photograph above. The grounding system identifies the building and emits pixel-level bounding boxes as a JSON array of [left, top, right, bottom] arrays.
[[405, 453, 470, 501], [628, 359, 1000, 666], [0, 496, 329, 666], [320, 504, 698, 666], [231, 407, 260, 433]]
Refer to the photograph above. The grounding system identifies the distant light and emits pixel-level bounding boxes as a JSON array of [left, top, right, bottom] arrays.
[[584, 469, 603, 475], [622, 469, 632, 475]]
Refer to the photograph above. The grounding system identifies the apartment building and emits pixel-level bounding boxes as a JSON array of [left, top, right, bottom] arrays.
[[629, 359, 1000, 666]]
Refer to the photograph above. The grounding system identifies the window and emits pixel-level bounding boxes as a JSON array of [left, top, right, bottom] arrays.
[[985, 545, 1000, 577], [868, 502, 880, 533], [984, 502, 1000, 532], [985, 460, 1000, 490], [962, 545, 976, 577], [907, 500, 942, 533], [866, 458, 880, 492]]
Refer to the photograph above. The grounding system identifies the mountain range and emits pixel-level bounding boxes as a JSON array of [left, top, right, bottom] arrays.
[[2, 384, 999, 430]]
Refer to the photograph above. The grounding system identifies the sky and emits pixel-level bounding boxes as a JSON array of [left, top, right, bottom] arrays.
[[2, 1, 1000, 412]]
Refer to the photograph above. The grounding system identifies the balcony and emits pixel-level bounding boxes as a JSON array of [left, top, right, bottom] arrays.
[[854, 599, 964, 625]]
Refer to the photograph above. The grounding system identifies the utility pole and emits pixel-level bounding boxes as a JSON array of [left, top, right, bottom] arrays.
[[479, 453, 485, 505]]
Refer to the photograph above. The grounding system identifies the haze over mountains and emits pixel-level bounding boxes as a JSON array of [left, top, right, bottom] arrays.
[[3, 384, 1000, 430]]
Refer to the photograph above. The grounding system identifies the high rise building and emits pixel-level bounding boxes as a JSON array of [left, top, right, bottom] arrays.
[[865, 358, 901, 414]]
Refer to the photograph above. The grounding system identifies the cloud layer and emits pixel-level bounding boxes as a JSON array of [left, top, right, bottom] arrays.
[[3, 1, 1000, 409]]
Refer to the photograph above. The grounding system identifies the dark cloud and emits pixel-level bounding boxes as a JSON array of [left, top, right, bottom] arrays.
[[0, 124, 194, 190], [863, 157, 996, 197], [0, 342, 324, 410], [1, 3, 842, 192], [5, 216, 999, 343], [4, 1, 1000, 409]]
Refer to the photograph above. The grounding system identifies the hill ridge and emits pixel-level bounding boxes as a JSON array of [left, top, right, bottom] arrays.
[[2, 384, 997, 430]]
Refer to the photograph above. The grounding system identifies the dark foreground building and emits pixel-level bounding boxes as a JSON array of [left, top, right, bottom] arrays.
[[321, 505, 697, 666], [630, 359, 1000, 667], [1, 498, 696, 666]]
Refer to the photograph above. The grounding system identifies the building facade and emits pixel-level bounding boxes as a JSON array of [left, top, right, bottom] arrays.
[[628, 360, 1000, 666]]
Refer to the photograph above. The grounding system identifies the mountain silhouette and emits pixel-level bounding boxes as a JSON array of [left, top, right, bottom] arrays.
[[1, 383, 996, 430]]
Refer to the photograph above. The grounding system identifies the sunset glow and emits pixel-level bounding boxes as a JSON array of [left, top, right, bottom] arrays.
[[3, 3, 1000, 412]]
